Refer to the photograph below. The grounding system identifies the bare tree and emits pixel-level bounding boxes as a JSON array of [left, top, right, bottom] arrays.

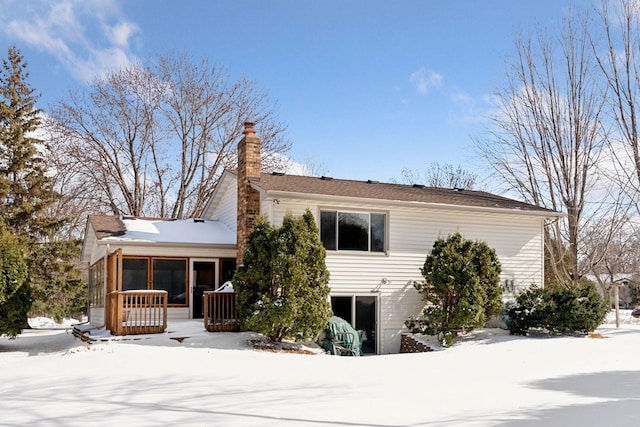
[[595, 0, 640, 215], [580, 211, 633, 294], [395, 162, 478, 190], [45, 142, 98, 239], [478, 10, 616, 286], [289, 155, 329, 177], [46, 52, 291, 219]]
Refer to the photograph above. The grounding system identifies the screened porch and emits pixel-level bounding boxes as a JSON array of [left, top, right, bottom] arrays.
[[92, 248, 238, 336]]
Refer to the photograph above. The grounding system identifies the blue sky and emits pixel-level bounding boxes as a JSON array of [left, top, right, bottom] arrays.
[[0, 0, 576, 183]]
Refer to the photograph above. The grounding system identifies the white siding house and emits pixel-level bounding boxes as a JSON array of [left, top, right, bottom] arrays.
[[81, 122, 561, 353], [202, 168, 557, 354]]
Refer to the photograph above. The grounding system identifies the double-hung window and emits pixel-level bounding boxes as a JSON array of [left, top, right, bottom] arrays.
[[320, 210, 386, 252]]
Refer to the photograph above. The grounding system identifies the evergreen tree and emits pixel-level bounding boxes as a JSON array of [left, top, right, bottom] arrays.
[[234, 209, 332, 342], [0, 46, 60, 236], [412, 232, 503, 346], [28, 239, 86, 322], [0, 46, 85, 324], [0, 224, 30, 337]]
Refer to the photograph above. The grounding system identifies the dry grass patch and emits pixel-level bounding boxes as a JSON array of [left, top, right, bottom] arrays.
[[588, 332, 608, 339]]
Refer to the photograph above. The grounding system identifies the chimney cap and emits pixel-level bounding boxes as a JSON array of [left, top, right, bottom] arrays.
[[243, 121, 256, 136]]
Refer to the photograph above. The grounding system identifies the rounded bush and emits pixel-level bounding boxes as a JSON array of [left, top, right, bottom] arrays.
[[411, 232, 503, 346], [507, 282, 608, 335]]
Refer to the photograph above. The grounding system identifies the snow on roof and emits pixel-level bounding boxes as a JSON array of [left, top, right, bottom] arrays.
[[103, 218, 235, 245]]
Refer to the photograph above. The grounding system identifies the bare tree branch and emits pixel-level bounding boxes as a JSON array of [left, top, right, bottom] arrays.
[[393, 163, 479, 190], [45, 52, 291, 219], [477, 9, 617, 286]]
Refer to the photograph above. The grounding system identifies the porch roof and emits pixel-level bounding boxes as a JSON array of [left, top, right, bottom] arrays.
[[87, 215, 235, 245]]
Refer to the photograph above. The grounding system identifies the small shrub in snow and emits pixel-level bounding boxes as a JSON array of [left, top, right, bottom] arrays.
[[507, 282, 608, 335], [506, 286, 545, 335]]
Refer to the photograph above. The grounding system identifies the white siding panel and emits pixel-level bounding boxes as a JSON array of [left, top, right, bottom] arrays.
[[269, 200, 314, 226], [275, 197, 546, 354], [209, 182, 237, 231], [89, 307, 105, 326], [90, 244, 108, 265], [168, 307, 189, 321]]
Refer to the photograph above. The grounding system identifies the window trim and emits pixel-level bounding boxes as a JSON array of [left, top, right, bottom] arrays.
[[319, 209, 388, 254], [89, 259, 105, 307]]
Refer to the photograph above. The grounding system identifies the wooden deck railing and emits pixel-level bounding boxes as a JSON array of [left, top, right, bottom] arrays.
[[204, 291, 240, 332], [107, 290, 168, 336]]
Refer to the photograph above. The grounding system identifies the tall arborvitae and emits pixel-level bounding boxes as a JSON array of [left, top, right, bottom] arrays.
[[234, 209, 332, 342], [0, 46, 85, 324], [0, 223, 30, 337]]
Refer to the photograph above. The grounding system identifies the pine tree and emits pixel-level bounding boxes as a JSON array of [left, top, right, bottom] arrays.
[[27, 239, 85, 322], [0, 46, 85, 324], [0, 46, 61, 237], [234, 209, 332, 342]]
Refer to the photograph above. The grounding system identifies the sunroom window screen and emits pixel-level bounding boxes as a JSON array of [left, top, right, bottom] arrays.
[[153, 259, 187, 305], [122, 258, 148, 291], [121, 257, 188, 306]]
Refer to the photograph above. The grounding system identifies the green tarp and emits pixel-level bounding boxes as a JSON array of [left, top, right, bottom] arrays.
[[321, 316, 361, 356]]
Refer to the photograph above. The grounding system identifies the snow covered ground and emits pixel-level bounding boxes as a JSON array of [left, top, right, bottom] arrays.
[[2, 312, 640, 426]]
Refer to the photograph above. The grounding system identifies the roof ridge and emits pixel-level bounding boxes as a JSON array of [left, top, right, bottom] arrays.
[[255, 172, 558, 214]]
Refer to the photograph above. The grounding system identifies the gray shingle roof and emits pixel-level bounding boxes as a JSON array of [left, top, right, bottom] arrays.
[[87, 215, 126, 239], [248, 172, 557, 214]]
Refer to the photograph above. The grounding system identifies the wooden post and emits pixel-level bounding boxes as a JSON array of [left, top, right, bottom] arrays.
[[615, 284, 620, 329]]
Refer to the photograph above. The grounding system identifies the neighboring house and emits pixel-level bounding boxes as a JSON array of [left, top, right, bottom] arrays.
[[586, 274, 636, 308], [81, 122, 561, 354]]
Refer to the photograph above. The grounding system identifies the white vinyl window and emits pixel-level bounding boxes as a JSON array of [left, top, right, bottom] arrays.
[[320, 210, 386, 252]]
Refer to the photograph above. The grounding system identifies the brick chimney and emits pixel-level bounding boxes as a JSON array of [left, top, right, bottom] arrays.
[[237, 121, 261, 262]]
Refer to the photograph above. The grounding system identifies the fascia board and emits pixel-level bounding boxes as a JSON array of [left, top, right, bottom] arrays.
[[263, 190, 564, 219]]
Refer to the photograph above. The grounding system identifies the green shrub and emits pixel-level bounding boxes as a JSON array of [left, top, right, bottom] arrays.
[[507, 282, 608, 335], [410, 232, 503, 346], [234, 210, 332, 342], [0, 227, 30, 337], [506, 285, 544, 335], [28, 240, 86, 322]]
